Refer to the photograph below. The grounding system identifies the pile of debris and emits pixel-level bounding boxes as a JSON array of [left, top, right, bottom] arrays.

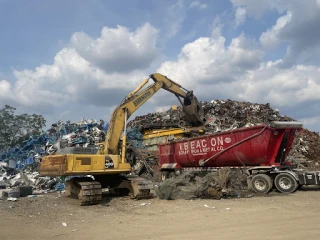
[[203, 100, 294, 132], [155, 168, 249, 200], [128, 107, 182, 130], [0, 169, 65, 201], [128, 99, 294, 132], [0, 118, 108, 200], [47, 118, 107, 152], [288, 129, 320, 168], [128, 99, 320, 167], [298, 130, 320, 166], [0, 118, 107, 168]]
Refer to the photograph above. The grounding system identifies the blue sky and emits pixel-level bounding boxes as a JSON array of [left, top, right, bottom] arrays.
[[0, 0, 281, 68], [0, 0, 320, 132]]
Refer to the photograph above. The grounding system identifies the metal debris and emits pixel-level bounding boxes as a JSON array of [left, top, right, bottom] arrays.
[[0, 118, 108, 196], [1, 99, 320, 203], [128, 99, 320, 171], [7, 197, 18, 201]]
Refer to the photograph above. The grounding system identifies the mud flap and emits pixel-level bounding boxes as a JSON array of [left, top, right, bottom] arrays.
[[246, 176, 253, 191]]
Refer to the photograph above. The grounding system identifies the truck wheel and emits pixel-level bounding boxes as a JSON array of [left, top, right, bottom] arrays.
[[251, 174, 273, 194], [274, 173, 298, 193], [161, 171, 169, 181], [169, 172, 176, 179]]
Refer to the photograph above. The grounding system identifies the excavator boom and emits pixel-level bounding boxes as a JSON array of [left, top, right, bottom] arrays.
[[103, 73, 204, 155]]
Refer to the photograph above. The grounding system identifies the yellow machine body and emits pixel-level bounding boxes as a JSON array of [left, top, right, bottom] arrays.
[[40, 154, 131, 176]]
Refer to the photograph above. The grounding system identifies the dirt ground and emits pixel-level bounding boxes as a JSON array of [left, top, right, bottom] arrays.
[[1, 187, 320, 240]]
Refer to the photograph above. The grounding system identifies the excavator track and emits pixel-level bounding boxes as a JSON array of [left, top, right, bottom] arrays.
[[117, 176, 154, 199], [66, 178, 102, 205]]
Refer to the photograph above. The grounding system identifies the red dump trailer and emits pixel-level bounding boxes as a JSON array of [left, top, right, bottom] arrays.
[[159, 121, 320, 194]]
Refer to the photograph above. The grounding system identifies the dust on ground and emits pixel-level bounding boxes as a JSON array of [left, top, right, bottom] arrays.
[[1, 188, 320, 240]]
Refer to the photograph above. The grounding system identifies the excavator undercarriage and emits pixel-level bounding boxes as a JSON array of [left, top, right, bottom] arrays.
[[66, 178, 102, 205], [65, 175, 153, 205]]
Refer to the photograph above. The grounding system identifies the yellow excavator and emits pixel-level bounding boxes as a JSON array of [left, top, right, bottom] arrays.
[[40, 73, 205, 205]]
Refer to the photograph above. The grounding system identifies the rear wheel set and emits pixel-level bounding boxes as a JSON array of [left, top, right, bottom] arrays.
[[251, 174, 273, 194], [251, 172, 299, 194], [160, 171, 176, 181], [274, 173, 298, 193]]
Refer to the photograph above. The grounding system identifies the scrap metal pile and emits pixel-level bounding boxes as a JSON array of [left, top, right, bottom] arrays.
[[288, 129, 320, 168], [128, 107, 182, 130], [203, 100, 320, 167], [1, 99, 319, 201], [0, 118, 108, 200], [128, 99, 295, 131], [202, 100, 294, 132], [128, 99, 320, 168]]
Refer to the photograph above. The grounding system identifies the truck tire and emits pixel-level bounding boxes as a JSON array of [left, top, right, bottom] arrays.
[[274, 173, 298, 193], [169, 172, 176, 179], [251, 174, 273, 194], [161, 171, 169, 181]]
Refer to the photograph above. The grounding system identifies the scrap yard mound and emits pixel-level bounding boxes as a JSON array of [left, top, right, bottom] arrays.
[[1, 99, 320, 201], [128, 99, 320, 168]]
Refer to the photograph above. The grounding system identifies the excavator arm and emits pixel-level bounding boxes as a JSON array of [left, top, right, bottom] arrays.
[[40, 73, 204, 205], [102, 73, 204, 155]]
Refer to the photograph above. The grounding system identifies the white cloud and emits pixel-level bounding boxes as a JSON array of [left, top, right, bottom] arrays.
[[259, 11, 292, 49], [300, 116, 320, 133], [158, 33, 263, 89], [231, 0, 289, 18], [70, 23, 159, 72], [155, 105, 172, 113], [164, 0, 186, 38], [0, 80, 11, 94], [0, 24, 160, 109], [233, 1, 320, 67], [231, 0, 275, 18], [0, 80, 13, 103], [189, 1, 207, 10], [157, 31, 320, 128], [235, 7, 246, 27], [211, 16, 223, 39], [238, 64, 320, 106]]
